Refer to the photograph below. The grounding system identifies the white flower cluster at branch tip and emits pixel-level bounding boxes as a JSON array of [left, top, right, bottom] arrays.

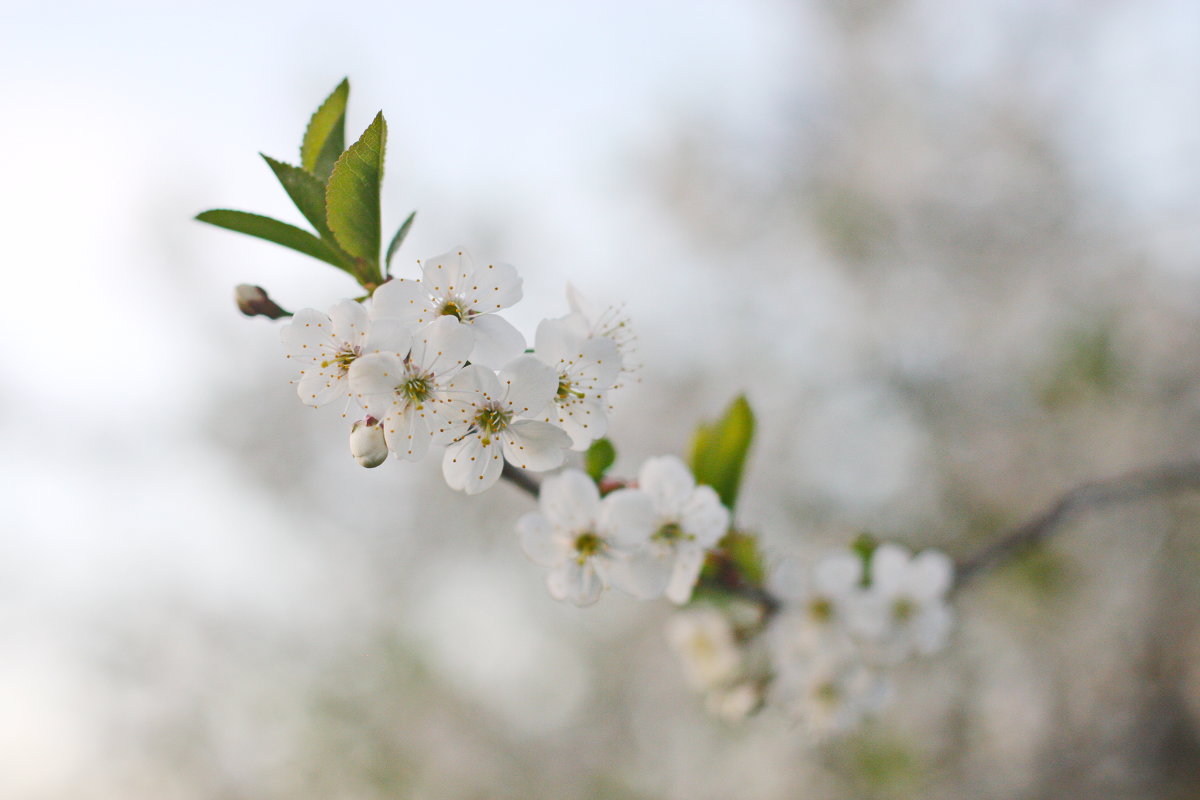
[[517, 457, 730, 606], [279, 248, 634, 493], [667, 543, 954, 734]]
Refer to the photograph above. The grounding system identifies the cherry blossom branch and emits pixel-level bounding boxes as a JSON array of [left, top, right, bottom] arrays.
[[952, 459, 1200, 591]]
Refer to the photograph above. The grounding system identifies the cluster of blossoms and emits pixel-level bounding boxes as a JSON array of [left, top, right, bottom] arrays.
[[517, 456, 730, 606], [217, 82, 972, 741], [280, 248, 633, 494], [275, 245, 955, 734], [666, 543, 954, 736]]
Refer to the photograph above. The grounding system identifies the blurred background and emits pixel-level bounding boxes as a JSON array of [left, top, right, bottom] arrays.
[[4, 0, 1200, 797]]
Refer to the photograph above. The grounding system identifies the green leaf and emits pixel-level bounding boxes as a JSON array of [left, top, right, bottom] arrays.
[[688, 394, 755, 510], [301, 78, 349, 180], [260, 155, 345, 248], [326, 112, 386, 281], [584, 438, 616, 483], [385, 210, 417, 274], [196, 209, 353, 274], [720, 530, 765, 587], [851, 533, 878, 586]]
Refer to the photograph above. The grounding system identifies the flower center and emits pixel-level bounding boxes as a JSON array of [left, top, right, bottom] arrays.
[[320, 345, 359, 372], [556, 377, 585, 402], [814, 680, 840, 706], [653, 521, 691, 544], [574, 532, 604, 560], [474, 403, 512, 435], [892, 596, 915, 622], [399, 374, 433, 405], [808, 597, 834, 622], [439, 299, 465, 320]]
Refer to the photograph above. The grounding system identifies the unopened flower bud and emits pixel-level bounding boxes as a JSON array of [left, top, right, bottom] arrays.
[[350, 417, 388, 468], [234, 284, 289, 319]]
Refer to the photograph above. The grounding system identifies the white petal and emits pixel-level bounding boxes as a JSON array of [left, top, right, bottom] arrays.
[[297, 371, 345, 406], [371, 278, 435, 327], [445, 363, 501, 403], [329, 298, 370, 345], [517, 512, 568, 567], [420, 248, 474, 297], [281, 308, 331, 350], [444, 438, 504, 494], [666, 547, 708, 604], [566, 282, 602, 323], [498, 355, 557, 416], [679, 485, 729, 548], [362, 317, 413, 355], [464, 260, 522, 312], [538, 470, 600, 530], [548, 560, 604, 606], [468, 313, 526, 368], [502, 420, 569, 472], [382, 405, 431, 461], [348, 352, 404, 411], [441, 436, 479, 491], [869, 543, 911, 595], [534, 317, 575, 365], [409, 316, 474, 377], [559, 405, 607, 451], [610, 550, 671, 600], [638, 455, 697, 518], [906, 550, 954, 601], [598, 488, 657, 549]]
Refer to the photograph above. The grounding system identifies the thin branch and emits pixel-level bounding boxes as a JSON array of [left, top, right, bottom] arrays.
[[501, 461, 541, 498], [952, 460, 1200, 591]]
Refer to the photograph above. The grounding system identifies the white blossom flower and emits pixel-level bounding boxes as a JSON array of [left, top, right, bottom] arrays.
[[348, 417, 388, 468], [281, 299, 406, 408], [769, 642, 889, 738], [438, 357, 570, 494], [372, 248, 526, 367], [348, 316, 474, 461], [518, 470, 657, 606], [853, 544, 954, 664], [624, 456, 729, 604], [564, 283, 639, 381], [767, 550, 864, 652], [533, 317, 620, 450], [665, 606, 744, 692]]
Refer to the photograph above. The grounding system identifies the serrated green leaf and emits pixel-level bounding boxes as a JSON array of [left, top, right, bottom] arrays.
[[261, 155, 347, 252], [327, 112, 386, 282], [584, 438, 616, 483], [689, 394, 755, 510], [385, 210, 417, 274], [301, 78, 349, 180], [196, 209, 353, 274]]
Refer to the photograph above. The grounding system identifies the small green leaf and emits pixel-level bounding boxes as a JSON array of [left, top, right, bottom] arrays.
[[301, 78, 349, 180], [720, 530, 765, 587], [326, 112, 387, 282], [196, 209, 353, 274], [584, 438, 616, 483], [689, 394, 755, 510], [850, 533, 878, 586], [261, 155, 347, 252], [385, 210, 417, 274]]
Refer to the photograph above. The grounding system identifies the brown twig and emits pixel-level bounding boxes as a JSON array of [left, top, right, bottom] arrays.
[[952, 460, 1200, 592], [501, 461, 541, 497]]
